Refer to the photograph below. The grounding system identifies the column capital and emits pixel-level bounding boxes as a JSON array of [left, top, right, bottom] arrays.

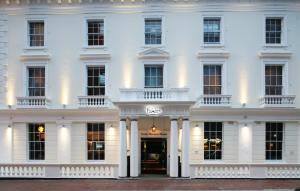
[[170, 118, 178, 121], [131, 118, 138, 122], [182, 118, 189, 121], [120, 118, 127, 122]]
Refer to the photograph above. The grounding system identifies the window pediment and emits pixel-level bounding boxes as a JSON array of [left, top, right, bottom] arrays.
[[138, 48, 169, 59], [197, 50, 229, 60], [80, 52, 111, 60]]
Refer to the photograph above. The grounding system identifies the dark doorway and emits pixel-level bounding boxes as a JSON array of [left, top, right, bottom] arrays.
[[141, 138, 167, 174]]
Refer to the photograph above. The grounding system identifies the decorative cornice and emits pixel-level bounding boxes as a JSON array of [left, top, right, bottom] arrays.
[[80, 52, 111, 60], [138, 47, 169, 60], [258, 50, 292, 59], [20, 53, 51, 61], [197, 50, 230, 59]]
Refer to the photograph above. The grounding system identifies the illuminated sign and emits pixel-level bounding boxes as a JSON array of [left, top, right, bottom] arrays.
[[145, 105, 163, 116]]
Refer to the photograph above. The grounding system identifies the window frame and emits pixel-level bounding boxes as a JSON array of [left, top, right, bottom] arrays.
[[203, 122, 223, 161], [86, 65, 106, 96], [263, 15, 287, 47], [25, 17, 47, 49], [265, 122, 284, 161], [200, 60, 227, 95], [83, 16, 106, 49], [144, 64, 164, 89], [82, 61, 108, 96], [86, 123, 106, 161], [201, 15, 224, 48], [23, 62, 48, 97], [203, 64, 222, 95], [261, 60, 288, 96], [143, 15, 165, 47], [27, 123, 46, 161]]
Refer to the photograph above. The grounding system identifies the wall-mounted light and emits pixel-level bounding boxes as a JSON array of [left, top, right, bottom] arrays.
[[63, 104, 67, 109], [195, 124, 199, 128], [244, 123, 248, 128], [242, 103, 246, 107], [110, 124, 113, 129], [8, 124, 11, 128], [8, 105, 12, 109]]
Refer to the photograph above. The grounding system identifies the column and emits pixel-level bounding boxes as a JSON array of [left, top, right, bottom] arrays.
[[57, 121, 71, 163], [181, 118, 190, 177], [238, 121, 253, 163], [298, 122, 300, 163], [130, 119, 138, 177], [0, 122, 12, 163], [170, 118, 178, 177], [119, 119, 127, 177]]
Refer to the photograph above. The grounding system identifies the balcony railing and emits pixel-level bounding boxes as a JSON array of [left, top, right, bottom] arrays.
[[260, 95, 296, 107], [78, 96, 112, 108], [16, 96, 50, 109], [196, 95, 232, 107], [119, 88, 189, 102]]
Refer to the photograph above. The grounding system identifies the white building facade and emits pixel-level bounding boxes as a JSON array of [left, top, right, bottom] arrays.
[[0, 0, 300, 179]]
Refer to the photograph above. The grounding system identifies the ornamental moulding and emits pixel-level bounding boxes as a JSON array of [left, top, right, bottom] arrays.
[[20, 53, 51, 61], [138, 47, 169, 60], [258, 50, 292, 59], [197, 50, 230, 59], [80, 52, 111, 60]]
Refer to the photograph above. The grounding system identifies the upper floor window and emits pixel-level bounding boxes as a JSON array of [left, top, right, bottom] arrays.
[[265, 17, 282, 44], [28, 21, 44, 47], [265, 65, 283, 95], [87, 66, 105, 96], [266, 122, 283, 160], [145, 65, 163, 88], [87, 20, 104, 46], [87, 123, 105, 160], [203, 17, 221, 44], [145, 18, 162, 45], [28, 123, 45, 160], [204, 122, 222, 160], [203, 65, 222, 95], [28, 67, 45, 97]]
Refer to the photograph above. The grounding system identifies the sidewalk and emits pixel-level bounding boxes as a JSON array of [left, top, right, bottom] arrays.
[[0, 179, 299, 191]]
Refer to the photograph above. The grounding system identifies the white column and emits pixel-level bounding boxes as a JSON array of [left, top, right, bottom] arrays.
[[238, 121, 253, 163], [57, 121, 71, 163], [130, 119, 138, 177], [181, 119, 190, 177], [298, 122, 300, 163], [119, 119, 127, 177], [0, 122, 12, 163], [170, 118, 178, 177]]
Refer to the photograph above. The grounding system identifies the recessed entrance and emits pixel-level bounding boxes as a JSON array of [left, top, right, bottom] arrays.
[[141, 138, 167, 174]]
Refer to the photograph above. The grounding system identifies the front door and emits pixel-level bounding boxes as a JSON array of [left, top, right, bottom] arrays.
[[141, 138, 167, 174]]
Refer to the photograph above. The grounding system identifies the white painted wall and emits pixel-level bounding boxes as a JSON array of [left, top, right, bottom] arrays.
[[0, 122, 12, 163]]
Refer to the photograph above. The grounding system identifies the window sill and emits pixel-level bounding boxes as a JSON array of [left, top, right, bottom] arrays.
[[264, 160, 286, 164], [23, 46, 48, 51], [82, 45, 107, 50], [202, 160, 224, 164], [142, 44, 165, 49], [201, 44, 224, 48], [263, 44, 288, 48]]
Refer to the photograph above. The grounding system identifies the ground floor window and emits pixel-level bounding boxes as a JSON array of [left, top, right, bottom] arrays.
[[87, 123, 105, 160], [204, 122, 223, 160], [266, 122, 283, 160], [28, 123, 45, 160]]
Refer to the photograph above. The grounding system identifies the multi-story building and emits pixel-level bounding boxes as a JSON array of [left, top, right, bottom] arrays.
[[0, 0, 300, 179]]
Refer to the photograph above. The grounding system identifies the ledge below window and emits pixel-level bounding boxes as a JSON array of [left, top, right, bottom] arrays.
[[16, 96, 50, 109], [260, 95, 296, 108]]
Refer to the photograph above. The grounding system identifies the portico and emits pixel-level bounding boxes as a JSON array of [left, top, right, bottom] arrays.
[[116, 103, 193, 178]]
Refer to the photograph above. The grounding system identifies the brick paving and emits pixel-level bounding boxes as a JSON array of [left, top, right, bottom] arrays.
[[0, 179, 300, 191]]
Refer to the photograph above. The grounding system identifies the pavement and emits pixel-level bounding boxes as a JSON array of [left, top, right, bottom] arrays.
[[0, 179, 300, 191]]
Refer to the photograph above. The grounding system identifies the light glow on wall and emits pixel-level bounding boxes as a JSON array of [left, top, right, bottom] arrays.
[[177, 56, 187, 88], [6, 79, 15, 106], [61, 75, 70, 105], [239, 69, 248, 105], [123, 63, 132, 88]]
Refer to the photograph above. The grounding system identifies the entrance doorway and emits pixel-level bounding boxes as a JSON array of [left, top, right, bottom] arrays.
[[141, 138, 167, 174]]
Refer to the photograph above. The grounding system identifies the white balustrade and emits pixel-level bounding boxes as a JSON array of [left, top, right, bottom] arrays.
[[0, 165, 45, 178], [197, 95, 231, 106], [16, 96, 50, 109], [119, 88, 189, 102], [191, 164, 300, 179], [260, 95, 296, 107], [78, 96, 111, 108], [60, 164, 117, 178]]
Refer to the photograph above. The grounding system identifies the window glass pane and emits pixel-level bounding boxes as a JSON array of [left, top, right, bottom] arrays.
[[28, 123, 45, 160], [265, 122, 283, 160], [204, 122, 222, 160], [144, 65, 163, 88], [87, 20, 104, 46], [145, 18, 162, 45], [87, 123, 105, 160], [266, 18, 282, 44], [265, 65, 283, 96], [203, 65, 222, 95], [204, 18, 221, 44], [29, 21, 44, 47], [28, 67, 45, 97], [87, 66, 105, 96]]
